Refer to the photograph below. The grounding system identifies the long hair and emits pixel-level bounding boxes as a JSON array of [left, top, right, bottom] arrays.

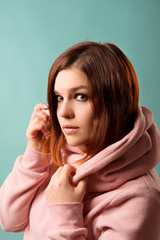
[[42, 42, 139, 166]]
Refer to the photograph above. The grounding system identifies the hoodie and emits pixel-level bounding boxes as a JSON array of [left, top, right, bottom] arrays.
[[0, 105, 160, 240]]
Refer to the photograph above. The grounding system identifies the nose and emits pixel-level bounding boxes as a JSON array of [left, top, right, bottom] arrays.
[[58, 100, 75, 119]]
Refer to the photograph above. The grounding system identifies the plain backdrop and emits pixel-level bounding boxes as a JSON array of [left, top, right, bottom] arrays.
[[0, 0, 160, 239]]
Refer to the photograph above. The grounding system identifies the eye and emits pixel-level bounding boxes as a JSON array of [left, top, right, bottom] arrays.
[[55, 95, 63, 102], [75, 93, 88, 102]]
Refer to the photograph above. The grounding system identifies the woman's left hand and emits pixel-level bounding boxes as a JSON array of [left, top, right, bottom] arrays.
[[45, 165, 87, 204]]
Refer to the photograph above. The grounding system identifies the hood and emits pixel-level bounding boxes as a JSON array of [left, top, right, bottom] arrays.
[[61, 106, 160, 192]]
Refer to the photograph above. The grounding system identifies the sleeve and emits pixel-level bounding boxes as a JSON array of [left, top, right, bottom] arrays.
[[0, 145, 51, 232], [96, 181, 160, 240], [47, 202, 88, 239]]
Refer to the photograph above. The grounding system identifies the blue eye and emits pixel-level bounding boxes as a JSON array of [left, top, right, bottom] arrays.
[[75, 94, 88, 102]]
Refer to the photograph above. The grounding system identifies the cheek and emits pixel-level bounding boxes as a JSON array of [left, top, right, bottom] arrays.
[[83, 111, 94, 129], [56, 110, 61, 124]]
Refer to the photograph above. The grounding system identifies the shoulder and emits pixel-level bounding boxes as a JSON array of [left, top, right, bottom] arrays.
[[95, 171, 160, 239], [110, 169, 160, 208]]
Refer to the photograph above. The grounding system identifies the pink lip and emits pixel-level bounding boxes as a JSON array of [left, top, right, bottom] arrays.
[[63, 125, 79, 134]]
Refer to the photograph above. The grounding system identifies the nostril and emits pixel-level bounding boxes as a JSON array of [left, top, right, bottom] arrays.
[[58, 101, 75, 119], [63, 112, 75, 119], [59, 110, 74, 119]]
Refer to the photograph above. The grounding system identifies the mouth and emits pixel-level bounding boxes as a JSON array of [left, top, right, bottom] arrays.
[[62, 125, 79, 134]]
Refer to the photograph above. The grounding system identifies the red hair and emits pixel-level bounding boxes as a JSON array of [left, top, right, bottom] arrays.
[[42, 42, 139, 166]]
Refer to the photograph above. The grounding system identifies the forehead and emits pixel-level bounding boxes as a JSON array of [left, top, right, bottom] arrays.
[[54, 68, 89, 92]]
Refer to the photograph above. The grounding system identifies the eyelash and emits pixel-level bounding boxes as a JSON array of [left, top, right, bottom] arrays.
[[55, 93, 88, 102], [56, 95, 63, 102], [75, 93, 88, 102]]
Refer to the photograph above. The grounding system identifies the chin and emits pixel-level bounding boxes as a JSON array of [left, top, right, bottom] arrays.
[[64, 134, 89, 147], [66, 141, 81, 147], [65, 138, 88, 148]]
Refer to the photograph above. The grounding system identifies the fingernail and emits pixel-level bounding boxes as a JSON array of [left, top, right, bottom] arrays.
[[42, 104, 48, 109], [42, 109, 50, 116]]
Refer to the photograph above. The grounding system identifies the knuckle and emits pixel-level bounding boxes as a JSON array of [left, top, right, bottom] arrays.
[[43, 114, 48, 122], [64, 164, 73, 171], [64, 164, 70, 170], [34, 104, 39, 111], [34, 103, 43, 111], [34, 122, 42, 130]]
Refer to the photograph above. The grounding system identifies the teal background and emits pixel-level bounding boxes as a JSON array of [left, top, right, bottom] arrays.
[[0, 0, 160, 239]]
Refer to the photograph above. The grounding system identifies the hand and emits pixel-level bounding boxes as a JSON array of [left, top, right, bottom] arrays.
[[45, 165, 87, 204], [26, 103, 51, 152]]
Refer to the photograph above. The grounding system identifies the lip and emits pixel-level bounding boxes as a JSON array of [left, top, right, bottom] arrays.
[[62, 125, 79, 134]]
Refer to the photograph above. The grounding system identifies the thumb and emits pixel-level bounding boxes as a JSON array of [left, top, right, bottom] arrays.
[[75, 177, 88, 200]]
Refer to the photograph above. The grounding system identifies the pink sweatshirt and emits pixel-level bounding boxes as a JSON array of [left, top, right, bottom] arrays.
[[0, 106, 160, 240]]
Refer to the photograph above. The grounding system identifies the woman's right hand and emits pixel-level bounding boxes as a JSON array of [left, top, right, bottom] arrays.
[[26, 103, 51, 152]]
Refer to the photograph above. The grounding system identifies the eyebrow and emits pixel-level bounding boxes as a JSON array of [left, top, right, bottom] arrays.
[[54, 85, 88, 94]]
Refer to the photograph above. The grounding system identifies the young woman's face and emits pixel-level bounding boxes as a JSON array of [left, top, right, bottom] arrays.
[[54, 68, 95, 147]]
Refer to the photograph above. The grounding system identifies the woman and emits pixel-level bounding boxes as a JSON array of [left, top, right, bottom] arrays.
[[0, 42, 160, 240]]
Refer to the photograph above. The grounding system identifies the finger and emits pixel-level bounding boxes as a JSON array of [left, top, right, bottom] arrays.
[[30, 111, 48, 124], [29, 104, 49, 128], [50, 167, 63, 183], [27, 117, 49, 139], [77, 177, 87, 191], [30, 110, 51, 130], [55, 166, 63, 177], [75, 177, 87, 197], [33, 111, 48, 122], [34, 103, 48, 112], [31, 117, 48, 130], [42, 108, 50, 116], [60, 165, 76, 183]]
